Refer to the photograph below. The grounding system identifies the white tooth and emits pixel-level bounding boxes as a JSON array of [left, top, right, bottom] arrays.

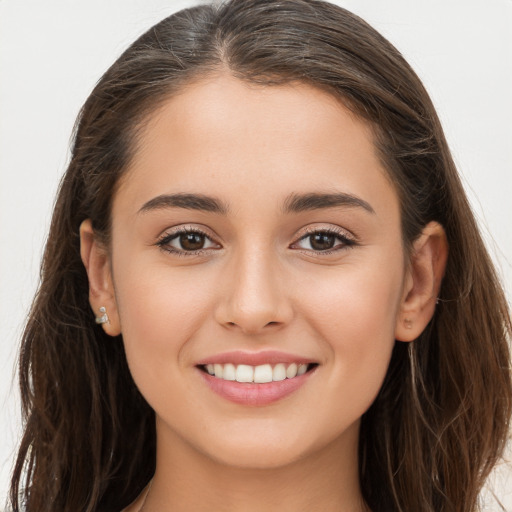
[[254, 364, 273, 383], [236, 364, 254, 383], [297, 364, 308, 376], [213, 363, 224, 378], [272, 363, 286, 381], [286, 363, 298, 379], [223, 363, 236, 381], [206, 364, 215, 375]]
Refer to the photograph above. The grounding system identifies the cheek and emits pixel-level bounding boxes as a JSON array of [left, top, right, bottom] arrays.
[[298, 257, 403, 413], [112, 256, 216, 379], [301, 256, 402, 337]]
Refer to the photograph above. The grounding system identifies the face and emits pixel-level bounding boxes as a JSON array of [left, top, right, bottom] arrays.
[[100, 75, 409, 469]]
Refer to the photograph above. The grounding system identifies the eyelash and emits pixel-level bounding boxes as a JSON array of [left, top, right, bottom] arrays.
[[156, 227, 217, 257], [291, 227, 356, 256], [155, 226, 357, 257]]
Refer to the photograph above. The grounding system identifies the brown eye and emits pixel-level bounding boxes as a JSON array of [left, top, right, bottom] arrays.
[[157, 229, 219, 254], [179, 232, 206, 251], [309, 232, 336, 251], [293, 229, 355, 253]]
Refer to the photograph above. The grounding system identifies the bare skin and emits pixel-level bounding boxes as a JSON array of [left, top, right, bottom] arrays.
[[80, 74, 447, 512], [125, 427, 362, 512]]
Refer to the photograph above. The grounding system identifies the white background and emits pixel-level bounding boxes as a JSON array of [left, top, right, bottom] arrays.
[[1, 0, 511, 509]]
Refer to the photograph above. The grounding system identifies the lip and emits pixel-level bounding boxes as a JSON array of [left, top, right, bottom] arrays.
[[195, 350, 318, 406], [195, 350, 316, 367], [198, 370, 316, 406]]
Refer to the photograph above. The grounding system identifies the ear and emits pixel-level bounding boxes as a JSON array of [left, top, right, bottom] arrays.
[[79, 219, 121, 336], [395, 221, 448, 342]]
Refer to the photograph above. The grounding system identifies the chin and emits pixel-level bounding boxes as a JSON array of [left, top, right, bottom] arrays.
[[203, 441, 310, 471], [193, 420, 354, 471]]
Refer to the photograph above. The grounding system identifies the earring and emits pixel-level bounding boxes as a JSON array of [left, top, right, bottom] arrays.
[[404, 318, 413, 329], [95, 306, 109, 325]]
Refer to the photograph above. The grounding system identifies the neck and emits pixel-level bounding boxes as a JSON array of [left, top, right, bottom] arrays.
[[142, 419, 366, 512]]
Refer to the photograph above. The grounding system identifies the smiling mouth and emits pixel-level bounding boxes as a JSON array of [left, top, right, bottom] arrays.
[[199, 363, 318, 383]]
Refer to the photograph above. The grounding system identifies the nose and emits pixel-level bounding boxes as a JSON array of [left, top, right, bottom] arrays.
[[214, 248, 293, 334]]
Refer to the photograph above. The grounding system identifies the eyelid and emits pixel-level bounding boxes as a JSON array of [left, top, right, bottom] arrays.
[[154, 223, 357, 257], [290, 225, 357, 254], [155, 224, 221, 255], [296, 224, 355, 239]]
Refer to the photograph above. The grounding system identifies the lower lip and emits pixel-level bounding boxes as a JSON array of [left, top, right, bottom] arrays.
[[198, 367, 315, 406]]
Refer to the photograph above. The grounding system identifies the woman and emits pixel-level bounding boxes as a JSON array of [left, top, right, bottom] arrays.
[[9, 1, 511, 511]]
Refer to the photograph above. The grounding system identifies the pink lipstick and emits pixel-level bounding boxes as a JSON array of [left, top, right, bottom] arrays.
[[195, 350, 318, 406]]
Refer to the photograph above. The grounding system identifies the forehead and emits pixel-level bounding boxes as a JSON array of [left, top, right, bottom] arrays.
[[115, 73, 398, 220]]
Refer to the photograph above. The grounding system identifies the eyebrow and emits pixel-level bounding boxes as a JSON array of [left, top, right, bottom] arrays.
[[138, 193, 229, 215], [282, 192, 375, 215], [138, 191, 375, 216]]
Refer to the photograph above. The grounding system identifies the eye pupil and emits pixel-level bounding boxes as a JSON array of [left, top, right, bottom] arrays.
[[310, 233, 335, 251], [180, 232, 205, 250]]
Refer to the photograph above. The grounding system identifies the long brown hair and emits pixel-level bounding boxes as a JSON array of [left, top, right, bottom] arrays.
[[10, 1, 512, 511]]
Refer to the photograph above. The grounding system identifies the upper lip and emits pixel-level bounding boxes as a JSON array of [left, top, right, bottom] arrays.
[[195, 350, 317, 367]]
